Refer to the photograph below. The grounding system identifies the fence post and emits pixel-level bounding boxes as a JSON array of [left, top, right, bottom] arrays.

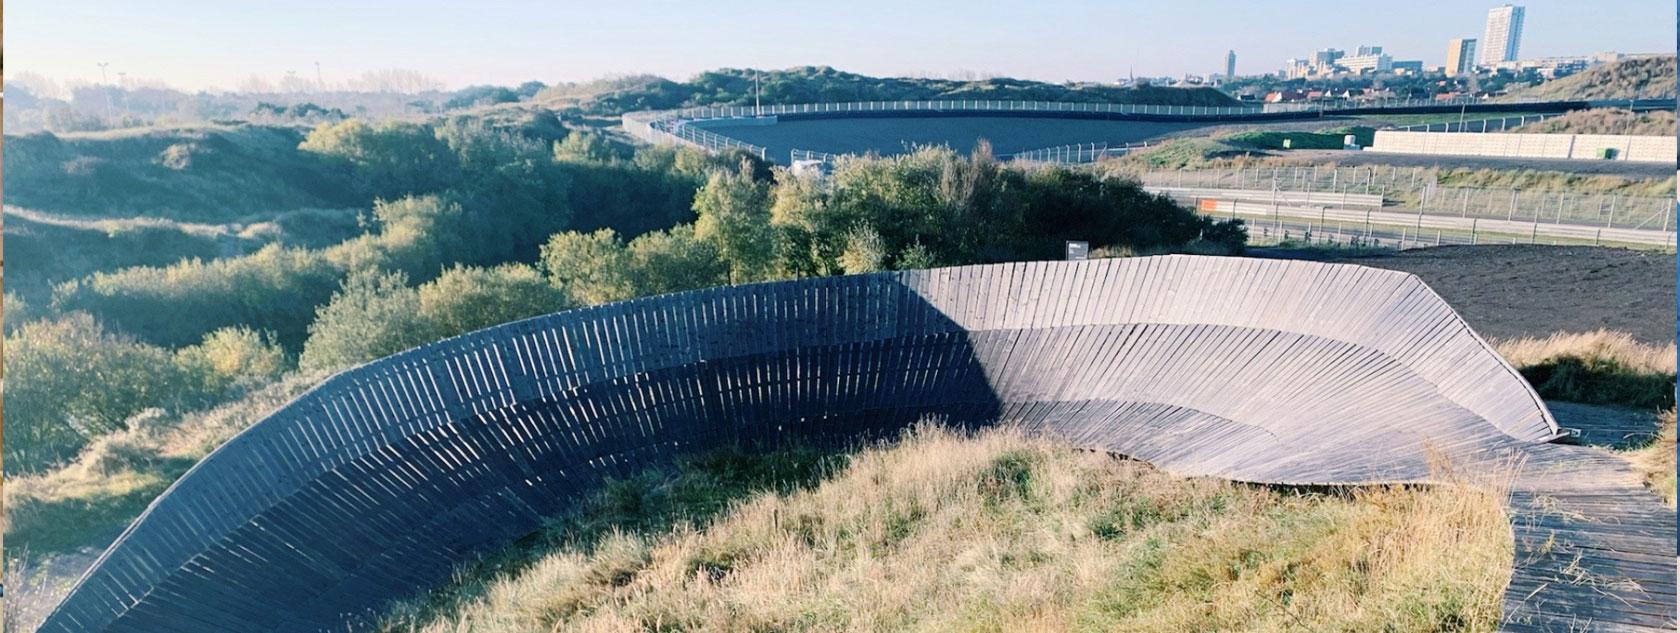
[[1508, 190, 1517, 221], [1471, 218, 1478, 244]]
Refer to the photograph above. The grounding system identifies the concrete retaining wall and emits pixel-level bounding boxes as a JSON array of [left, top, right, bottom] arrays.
[[1369, 130, 1676, 163]]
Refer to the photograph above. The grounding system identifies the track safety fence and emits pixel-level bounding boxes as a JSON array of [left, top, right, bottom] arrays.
[[1133, 165, 1674, 233]]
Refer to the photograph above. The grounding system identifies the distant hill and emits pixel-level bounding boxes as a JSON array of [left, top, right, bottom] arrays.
[[1500, 56, 1677, 102], [3, 125, 360, 220], [537, 66, 1242, 114]]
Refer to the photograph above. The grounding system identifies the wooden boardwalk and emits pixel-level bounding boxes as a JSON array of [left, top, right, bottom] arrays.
[[34, 256, 1665, 633], [1501, 408, 1676, 632]]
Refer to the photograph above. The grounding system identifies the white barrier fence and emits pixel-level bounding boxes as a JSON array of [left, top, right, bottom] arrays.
[[1368, 130, 1676, 163]]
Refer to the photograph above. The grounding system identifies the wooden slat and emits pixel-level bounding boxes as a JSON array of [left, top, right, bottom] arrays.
[[38, 255, 1662, 633]]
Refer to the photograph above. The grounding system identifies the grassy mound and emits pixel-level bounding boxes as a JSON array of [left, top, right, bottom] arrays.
[[1511, 108, 1677, 136], [3, 125, 361, 221], [1494, 330, 1676, 410], [1499, 56, 1677, 102], [379, 425, 1512, 632]]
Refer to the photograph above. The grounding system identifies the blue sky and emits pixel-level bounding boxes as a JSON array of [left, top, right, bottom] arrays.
[[9, 1, 1674, 90]]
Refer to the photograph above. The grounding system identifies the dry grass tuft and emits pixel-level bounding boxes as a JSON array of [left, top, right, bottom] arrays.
[[1495, 330, 1675, 375], [381, 424, 1513, 633], [1494, 330, 1676, 409], [1626, 409, 1677, 507]]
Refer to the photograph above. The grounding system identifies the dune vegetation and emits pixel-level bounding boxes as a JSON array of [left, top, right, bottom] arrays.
[[1493, 329, 1676, 410], [1498, 55, 1678, 102], [1511, 108, 1677, 136], [1629, 409, 1677, 506], [377, 424, 1513, 633]]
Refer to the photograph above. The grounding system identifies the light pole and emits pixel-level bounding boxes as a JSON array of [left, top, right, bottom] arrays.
[[97, 62, 114, 121]]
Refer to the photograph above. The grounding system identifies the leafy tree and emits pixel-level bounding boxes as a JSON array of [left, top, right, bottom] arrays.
[[553, 131, 621, 164], [693, 160, 775, 282], [299, 119, 460, 198], [838, 223, 888, 274], [540, 229, 636, 306], [174, 326, 289, 394], [626, 224, 729, 295], [298, 270, 431, 372], [418, 264, 572, 338], [897, 240, 937, 270]]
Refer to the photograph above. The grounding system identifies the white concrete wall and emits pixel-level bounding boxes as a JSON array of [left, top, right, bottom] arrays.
[[1369, 130, 1675, 163]]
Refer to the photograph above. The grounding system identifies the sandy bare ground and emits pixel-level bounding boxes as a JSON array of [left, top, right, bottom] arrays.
[[1255, 244, 1676, 344]]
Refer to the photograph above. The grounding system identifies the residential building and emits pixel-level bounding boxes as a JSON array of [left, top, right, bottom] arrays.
[[1446, 38, 1478, 75], [1356, 45, 1384, 56], [1488, 56, 1592, 78], [1480, 4, 1524, 65], [1391, 60, 1424, 73], [1282, 58, 1313, 79], [1313, 48, 1345, 70], [1339, 53, 1393, 73], [1225, 50, 1237, 82]]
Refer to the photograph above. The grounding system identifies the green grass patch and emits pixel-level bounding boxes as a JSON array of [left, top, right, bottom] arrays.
[[1222, 127, 1374, 151]]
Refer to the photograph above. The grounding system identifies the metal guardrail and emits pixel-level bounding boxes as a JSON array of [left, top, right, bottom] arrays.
[[789, 142, 1156, 167], [623, 97, 1624, 161], [1003, 141, 1154, 164], [1185, 194, 1676, 249], [1393, 112, 1567, 133]]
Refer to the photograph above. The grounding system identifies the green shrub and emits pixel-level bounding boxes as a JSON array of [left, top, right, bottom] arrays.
[[298, 270, 432, 373], [418, 264, 572, 338], [5, 314, 208, 471]]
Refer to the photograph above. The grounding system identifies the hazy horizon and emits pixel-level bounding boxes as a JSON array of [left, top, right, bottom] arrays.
[[8, 0, 1676, 94]]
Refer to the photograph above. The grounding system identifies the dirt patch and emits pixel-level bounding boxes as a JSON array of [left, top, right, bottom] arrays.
[[1254, 245, 1676, 344]]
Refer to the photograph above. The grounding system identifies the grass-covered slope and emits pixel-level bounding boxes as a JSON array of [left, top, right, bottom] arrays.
[[378, 425, 1512, 633], [3, 125, 363, 220], [1511, 108, 1677, 136], [1500, 55, 1678, 102]]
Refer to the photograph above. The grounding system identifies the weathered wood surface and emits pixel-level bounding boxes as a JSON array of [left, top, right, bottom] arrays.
[[38, 255, 1606, 632], [1500, 408, 1677, 633]]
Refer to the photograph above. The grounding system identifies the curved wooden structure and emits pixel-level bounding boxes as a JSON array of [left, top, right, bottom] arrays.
[[40, 255, 1566, 632]]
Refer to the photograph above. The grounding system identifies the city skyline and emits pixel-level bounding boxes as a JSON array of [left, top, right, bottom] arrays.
[[8, 0, 1672, 92]]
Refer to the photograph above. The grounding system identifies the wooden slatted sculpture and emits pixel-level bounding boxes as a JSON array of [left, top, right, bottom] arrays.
[[37, 255, 1560, 633]]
